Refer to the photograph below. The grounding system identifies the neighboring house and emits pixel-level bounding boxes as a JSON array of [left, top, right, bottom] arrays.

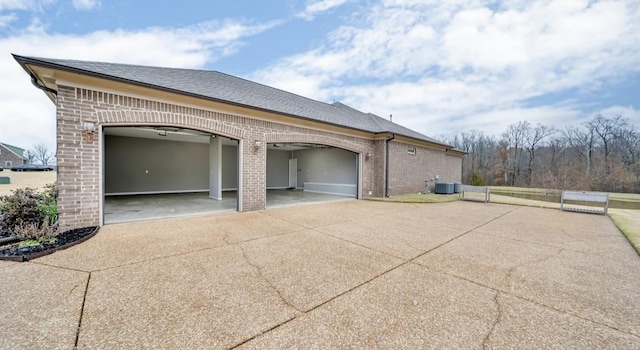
[[0, 142, 27, 169], [14, 55, 464, 230]]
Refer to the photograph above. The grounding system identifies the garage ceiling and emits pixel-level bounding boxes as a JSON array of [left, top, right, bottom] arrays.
[[104, 126, 237, 145], [104, 127, 337, 152]]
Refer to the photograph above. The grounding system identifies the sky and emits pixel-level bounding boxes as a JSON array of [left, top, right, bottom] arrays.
[[1, 0, 639, 154]]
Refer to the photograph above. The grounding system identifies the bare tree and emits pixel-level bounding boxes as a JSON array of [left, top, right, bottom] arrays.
[[24, 150, 36, 164], [618, 126, 640, 166], [32, 143, 53, 165], [525, 124, 555, 185], [588, 114, 627, 175], [502, 121, 530, 186], [562, 125, 595, 176], [442, 115, 638, 192]]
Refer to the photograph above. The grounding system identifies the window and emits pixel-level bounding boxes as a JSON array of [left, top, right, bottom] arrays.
[[407, 147, 416, 155], [5, 161, 11, 168]]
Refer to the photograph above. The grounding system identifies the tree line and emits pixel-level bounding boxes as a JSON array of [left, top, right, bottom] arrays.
[[441, 115, 640, 193]]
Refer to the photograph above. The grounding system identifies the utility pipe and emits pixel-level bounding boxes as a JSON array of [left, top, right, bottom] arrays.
[[385, 133, 395, 197]]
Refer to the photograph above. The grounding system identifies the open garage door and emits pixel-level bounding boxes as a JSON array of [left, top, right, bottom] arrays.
[[102, 126, 239, 224], [265, 143, 359, 207]]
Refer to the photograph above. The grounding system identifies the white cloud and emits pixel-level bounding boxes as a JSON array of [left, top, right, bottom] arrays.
[[254, 0, 640, 138], [0, 19, 281, 153], [296, 0, 351, 20], [0, 0, 54, 11], [72, 0, 99, 11], [0, 13, 17, 26], [594, 105, 640, 123]]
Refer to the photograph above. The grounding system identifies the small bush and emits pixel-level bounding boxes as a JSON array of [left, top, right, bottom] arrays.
[[0, 188, 43, 234], [13, 219, 57, 242], [0, 185, 58, 237]]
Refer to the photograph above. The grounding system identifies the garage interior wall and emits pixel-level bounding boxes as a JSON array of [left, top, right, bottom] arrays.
[[222, 145, 238, 190], [266, 149, 290, 189], [105, 135, 210, 194], [292, 148, 357, 194]]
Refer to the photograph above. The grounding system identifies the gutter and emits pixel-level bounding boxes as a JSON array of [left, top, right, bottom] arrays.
[[27, 69, 57, 100], [385, 133, 395, 198]]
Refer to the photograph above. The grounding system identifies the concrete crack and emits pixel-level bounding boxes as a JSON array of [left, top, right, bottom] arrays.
[[559, 228, 586, 243], [74, 272, 91, 349], [236, 243, 302, 315], [482, 291, 502, 349], [504, 248, 564, 284]]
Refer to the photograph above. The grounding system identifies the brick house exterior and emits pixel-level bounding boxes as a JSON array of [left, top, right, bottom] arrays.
[[0, 142, 27, 169], [15, 55, 464, 230]]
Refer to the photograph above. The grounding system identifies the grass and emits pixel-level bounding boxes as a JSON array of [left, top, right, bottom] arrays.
[[609, 210, 640, 254], [0, 171, 56, 196]]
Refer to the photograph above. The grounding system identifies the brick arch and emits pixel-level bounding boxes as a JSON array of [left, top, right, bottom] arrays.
[[96, 110, 246, 140], [264, 133, 365, 154]]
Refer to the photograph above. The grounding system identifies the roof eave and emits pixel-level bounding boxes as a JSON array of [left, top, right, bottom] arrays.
[[13, 55, 455, 148], [14, 55, 384, 136]]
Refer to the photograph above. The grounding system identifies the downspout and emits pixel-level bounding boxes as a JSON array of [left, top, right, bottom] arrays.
[[385, 133, 395, 198], [29, 72, 58, 97]]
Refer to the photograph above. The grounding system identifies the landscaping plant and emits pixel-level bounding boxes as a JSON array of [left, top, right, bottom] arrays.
[[0, 185, 58, 242]]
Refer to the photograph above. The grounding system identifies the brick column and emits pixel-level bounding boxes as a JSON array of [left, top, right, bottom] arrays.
[[56, 86, 100, 230], [241, 139, 266, 211]]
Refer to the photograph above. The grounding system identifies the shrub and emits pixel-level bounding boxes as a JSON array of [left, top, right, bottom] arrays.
[[0, 185, 58, 238], [13, 219, 57, 243], [469, 171, 487, 186]]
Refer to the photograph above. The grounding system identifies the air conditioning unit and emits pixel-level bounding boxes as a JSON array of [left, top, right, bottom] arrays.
[[435, 182, 454, 194]]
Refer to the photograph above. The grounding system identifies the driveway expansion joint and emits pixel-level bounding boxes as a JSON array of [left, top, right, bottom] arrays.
[[415, 206, 520, 260], [30, 261, 91, 274], [73, 272, 91, 349], [475, 231, 607, 258]]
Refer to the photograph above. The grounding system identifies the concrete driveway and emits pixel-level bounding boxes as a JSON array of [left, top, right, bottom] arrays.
[[1, 201, 639, 349]]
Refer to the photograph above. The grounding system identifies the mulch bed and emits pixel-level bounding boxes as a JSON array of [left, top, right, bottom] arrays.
[[0, 226, 99, 262]]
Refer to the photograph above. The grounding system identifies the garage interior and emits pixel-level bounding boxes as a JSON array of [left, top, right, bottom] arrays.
[[103, 127, 358, 224], [265, 143, 359, 208]]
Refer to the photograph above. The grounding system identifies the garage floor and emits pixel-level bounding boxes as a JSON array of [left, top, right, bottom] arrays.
[[104, 192, 238, 224], [266, 189, 353, 208], [104, 190, 353, 224]]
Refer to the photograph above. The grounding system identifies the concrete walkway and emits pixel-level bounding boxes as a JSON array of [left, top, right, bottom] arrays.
[[1, 201, 639, 349]]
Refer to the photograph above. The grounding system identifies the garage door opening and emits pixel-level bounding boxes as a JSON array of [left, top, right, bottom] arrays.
[[103, 126, 239, 224], [266, 143, 359, 208]]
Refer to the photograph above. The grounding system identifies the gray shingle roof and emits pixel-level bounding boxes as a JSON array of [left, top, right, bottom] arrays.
[[14, 55, 450, 147]]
